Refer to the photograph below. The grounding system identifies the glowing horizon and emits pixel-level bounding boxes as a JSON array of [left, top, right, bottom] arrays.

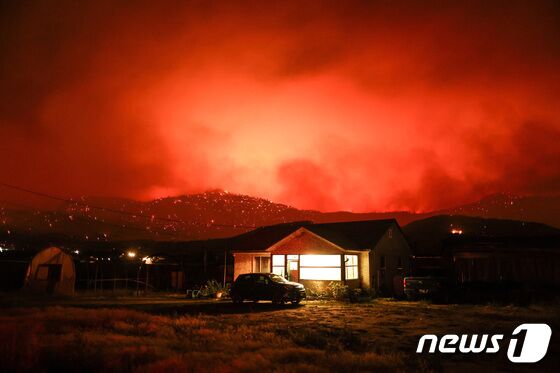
[[1, 1, 559, 213]]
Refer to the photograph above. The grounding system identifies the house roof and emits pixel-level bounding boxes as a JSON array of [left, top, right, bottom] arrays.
[[231, 219, 398, 252]]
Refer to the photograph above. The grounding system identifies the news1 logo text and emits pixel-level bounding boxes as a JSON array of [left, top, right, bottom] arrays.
[[417, 323, 552, 363]]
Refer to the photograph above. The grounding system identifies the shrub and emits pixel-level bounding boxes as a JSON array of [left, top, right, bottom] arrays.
[[200, 280, 230, 298], [346, 288, 363, 303], [327, 282, 349, 300], [305, 286, 327, 299], [305, 282, 368, 302]]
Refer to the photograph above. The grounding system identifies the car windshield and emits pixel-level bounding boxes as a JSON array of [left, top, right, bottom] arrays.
[[269, 274, 288, 283]]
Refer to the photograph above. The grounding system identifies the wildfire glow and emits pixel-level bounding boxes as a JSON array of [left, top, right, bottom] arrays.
[[1, 2, 559, 213]]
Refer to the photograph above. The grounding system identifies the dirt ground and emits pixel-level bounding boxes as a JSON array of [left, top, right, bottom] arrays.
[[0, 295, 558, 372]]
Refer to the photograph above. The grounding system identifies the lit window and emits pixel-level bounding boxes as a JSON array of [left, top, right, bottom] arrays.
[[272, 255, 285, 266], [345, 255, 358, 280], [299, 255, 341, 280], [272, 255, 285, 277], [300, 255, 341, 267], [300, 267, 341, 280]]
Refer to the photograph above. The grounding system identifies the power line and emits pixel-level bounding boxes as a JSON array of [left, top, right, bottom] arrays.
[[0, 181, 257, 229], [0, 198, 180, 239], [0, 182, 183, 223]]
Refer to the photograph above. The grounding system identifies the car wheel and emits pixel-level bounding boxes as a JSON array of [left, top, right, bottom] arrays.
[[291, 299, 301, 305], [272, 295, 285, 305], [232, 296, 243, 304]]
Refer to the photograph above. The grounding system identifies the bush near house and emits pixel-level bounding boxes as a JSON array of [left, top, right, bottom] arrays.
[[200, 279, 230, 298], [306, 282, 366, 302]]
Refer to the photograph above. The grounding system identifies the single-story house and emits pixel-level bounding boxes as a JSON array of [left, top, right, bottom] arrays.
[[231, 219, 411, 296]]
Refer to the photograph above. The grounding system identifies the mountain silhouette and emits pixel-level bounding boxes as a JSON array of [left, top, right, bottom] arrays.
[[0, 191, 558, 241]]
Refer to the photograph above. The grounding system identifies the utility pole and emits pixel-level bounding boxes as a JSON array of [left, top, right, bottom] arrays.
[[136, 264, 141, 296], [145, 262, 149, 293], [223, 248, 227, 287], [94, 260, 99, 293]]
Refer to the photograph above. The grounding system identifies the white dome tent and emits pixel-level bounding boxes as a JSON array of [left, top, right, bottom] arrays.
[[25, 247, 75, 296]]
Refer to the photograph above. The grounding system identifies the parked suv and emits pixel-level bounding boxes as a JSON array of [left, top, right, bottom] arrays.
[[403, 268, 454, 302], [231, 273, 306, 305]]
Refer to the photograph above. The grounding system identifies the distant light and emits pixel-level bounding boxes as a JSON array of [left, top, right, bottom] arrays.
[[451, 229, 463, 235], [127, 251, 137, 258], [142, 256, 153, 264]]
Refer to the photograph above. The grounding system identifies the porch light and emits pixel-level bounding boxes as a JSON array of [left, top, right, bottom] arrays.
[[127, 251, 137, 258]]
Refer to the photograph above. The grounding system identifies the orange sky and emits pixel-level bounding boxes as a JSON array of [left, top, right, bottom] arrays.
[[1, 1, 559, 212]]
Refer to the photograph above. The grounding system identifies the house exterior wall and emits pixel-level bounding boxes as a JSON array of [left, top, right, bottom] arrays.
[[233, 253, 267, 280], [268, 229, 362, 291], [232, 225, 412, 296], [370, 225, 411, 297], [233, 229, 370, 290], [359, 251, 371, 290], [268, 229, 343, 254]]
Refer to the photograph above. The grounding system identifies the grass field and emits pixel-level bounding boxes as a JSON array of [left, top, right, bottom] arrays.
[[0, 296, 558, 372]]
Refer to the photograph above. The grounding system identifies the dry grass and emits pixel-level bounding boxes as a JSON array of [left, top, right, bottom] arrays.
[[0, 298, 558, 372]]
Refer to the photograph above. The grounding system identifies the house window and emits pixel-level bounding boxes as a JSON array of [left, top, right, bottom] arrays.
[[388, 228, 393, 238], [272, 255, 285, 277], [397, 256, 403, 269], [254, 256, 271, 272], [380, 255, 386, 269], [345, 255, 358, 280], [299, 255, 341, 280], [287, 255, 299, 270], [300, 255, 340, 267], [289, 261, 298, 270]]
